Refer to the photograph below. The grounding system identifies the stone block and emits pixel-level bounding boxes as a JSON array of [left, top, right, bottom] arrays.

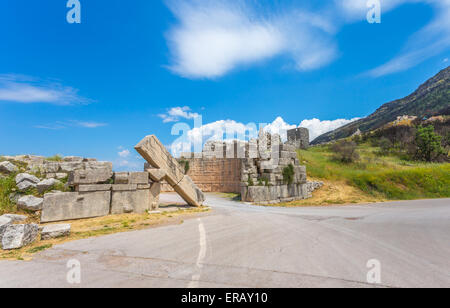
[[37, 178, 61, 193], [129, 172, 149, 184], [111, 189, 150, 214], [0, 216, 12, 241], [2, 224, 39, 250], [150, 182, 161, 210], [1, 214, 27, 222], [85, 161, 113, 170], [17, 196, 44, 211], [76, 184, 112, 192], [60, 162, 84, 173], [147, 168, 167, 182], [63, 156, 83, 162], [44, 162, 60, 173], [112, 184, 138, 191], [41, 224, 71, 240], [68, 167, 113, 185], [16, 173, 40, 185], [0, 161, 18, 174], [17, 180, 37, 192], [41, 191, 111, 223], [114, 172, 129, 184]]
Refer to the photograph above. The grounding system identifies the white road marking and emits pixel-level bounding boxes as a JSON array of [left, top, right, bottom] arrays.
[[188, 219, 207, 288]]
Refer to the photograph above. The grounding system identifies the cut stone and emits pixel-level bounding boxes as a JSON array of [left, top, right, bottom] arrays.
[[76, 184, 112, 192], [149, 182, 161, 210], [135, 135, 204, 207], [0, 216, 12, 241], [17, 195, 44, 211], [63, 156, 83, 162], [1, 224, 39, 250], [147, 168, 167, 182], [60, 162, 83, 173], [112, 184, 138, 191], [68, 167, 113, 185], [114, 172, 129, 184], [129, 172, 149, 185], [0, 161, 18, 174], [41, 191, 111, 223], [1, 214, 27, 222], [111, 189, 150, 214], [41, 224, 71, 240], [37, 178, 61, 193]]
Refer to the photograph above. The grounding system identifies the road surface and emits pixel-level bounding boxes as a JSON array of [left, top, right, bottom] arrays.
[[0, 194, 449, 288]]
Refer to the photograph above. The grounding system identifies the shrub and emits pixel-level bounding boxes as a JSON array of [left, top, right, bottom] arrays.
[[247, 175, 254, 187], [178, 160, 190, 174], [415, 125, 444, 162], [378, 137, 392, 155], [46, 155, 63, 162], [282, 164, 295, 185], [331, 140, 360, 163], [0, 175, 17, 215]]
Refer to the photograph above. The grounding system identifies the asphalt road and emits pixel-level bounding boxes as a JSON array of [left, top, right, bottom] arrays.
[[0, 194, 449, 288]]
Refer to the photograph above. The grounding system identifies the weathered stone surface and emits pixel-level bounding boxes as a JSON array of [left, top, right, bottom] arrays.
[[15, 173, 40, 185], [135, 135, 204, 207], [17, 180, 37, 192], [114, 172, 129, 184], [0, 216, 12, 241], [287, 127, 310, 149], [149, 182, 161, 210], [85, 161, 113, 170], [37, 178, 61, 193], [44, 162, 60, 173], [147, 168, 167, 182], [129, 172, 149, 185], [111, 189, 150, 214], [17, 195, 44, 211], [112, 184, 138, 191], [56, 173, 68, 180], [60, 162, 83, 173], [1, 214, 27, 222], [2, 224, 39, 250], [137, 184, 151, 189], [63, 156, 83, 162], [76, 184, 112, 192], [41, 224, 71, 240], [41, 191, 111, 223], [307, 181, 324, 194], [0, 161, 18, 174], [241, 184, 309, 204], [68, 167, 113, 185]]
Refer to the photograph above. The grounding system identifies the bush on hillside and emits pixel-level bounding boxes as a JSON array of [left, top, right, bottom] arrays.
[[415, 125, 444, 162], [331, 140, 360, 163]]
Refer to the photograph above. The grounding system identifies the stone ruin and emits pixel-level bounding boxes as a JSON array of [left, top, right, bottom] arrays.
[[180, 128, 323, 204], [287, 127, 310, 150]]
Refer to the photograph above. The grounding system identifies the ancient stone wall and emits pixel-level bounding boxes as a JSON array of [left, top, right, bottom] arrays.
[[287, 128, 310, 149]]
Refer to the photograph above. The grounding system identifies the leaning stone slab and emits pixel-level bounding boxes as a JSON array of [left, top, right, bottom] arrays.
[[68, 167, 113, 185], [2, 224, 39, 250], [0, 161, 18, 174], [0, 216, 12, 241], [37, 178, 61, 193], [41, 224, 71, 240], [135, 135, 204, 207], [17, 195, 44, 211], [1, 214, 27, 222], [76, 184, 112, 192], [41, 191, 111, 223]]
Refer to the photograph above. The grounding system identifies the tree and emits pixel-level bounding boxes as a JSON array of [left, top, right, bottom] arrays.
[[331, 140, 360, 163], [415, 125, 444, 162]]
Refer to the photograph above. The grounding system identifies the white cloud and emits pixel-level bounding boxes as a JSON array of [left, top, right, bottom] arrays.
[[118, 149, 130, 158], [0, 74, 91, 105], [299, 118, 360, 141], [35, 120, 107, 130], [159, 106, 200, 123], [264, 117, 297, 141], [165, 0, 337, 78]]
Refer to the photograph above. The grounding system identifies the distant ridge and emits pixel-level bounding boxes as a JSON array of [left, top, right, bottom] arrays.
[[312, 66, 450, 145]]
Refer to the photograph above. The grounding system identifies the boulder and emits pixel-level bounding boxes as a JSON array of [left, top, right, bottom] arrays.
[[43, 162, 60, 173], [17, 195, 44, 211], [17, 180, 38, 192], [15, 173, 40, 185], [0, 216, 12, 241], [1, 214, 27, 222], [41, 191, 111, 223], [1, 224, 39, 250], [41, 224, 71, 240], [37, 178, 61, 193], [68, 167, 113, 185], [0, 161, 18, 174]]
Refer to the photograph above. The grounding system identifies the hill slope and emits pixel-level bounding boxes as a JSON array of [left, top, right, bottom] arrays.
[[312, 66, 450, 145]]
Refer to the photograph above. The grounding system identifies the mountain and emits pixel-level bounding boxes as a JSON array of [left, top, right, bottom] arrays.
[[312, 66, 450, 145]]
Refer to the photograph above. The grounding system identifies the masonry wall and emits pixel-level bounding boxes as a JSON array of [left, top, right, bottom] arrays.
[[185, 158, 242, 193]]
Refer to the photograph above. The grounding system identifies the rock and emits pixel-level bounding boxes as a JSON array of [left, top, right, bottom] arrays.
[[146, 168, 167, 182], [68, 167, 113, 185], [41, 224, 71, 240], [1, 214, 27, 222], [17, 195, 44, 211], [37, 178, 61, 193], [63, 156, 83, 162], [60, 162, 83, 173], [9, 193, 22, 204], [55, 173, 68, 180], [111, 188, 150, 214], [41, 191, 111, 223], [1, 224, 39, 250], [114, 172, 129, 184], [0, 216, 12, 241], [15, 173, 40, 185], [17, 180, 37, 192], [129, 172, 149, 185], [43, 162, 60, 173], [0, 161, 18, 174], [76, 184, 111, 192]]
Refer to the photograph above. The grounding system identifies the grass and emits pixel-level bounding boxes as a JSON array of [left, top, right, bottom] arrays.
[[0, 174, 18, 215], [0, 206, 210, 260], [296, 143, 450, 202], [46, 155, 63, 162]]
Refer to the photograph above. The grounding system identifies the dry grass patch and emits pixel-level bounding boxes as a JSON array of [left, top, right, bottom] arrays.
[[0, 206, 210, 261]]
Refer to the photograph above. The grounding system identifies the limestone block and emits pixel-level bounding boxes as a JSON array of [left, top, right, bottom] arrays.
[[41, 224, 71, 240], [37, 178, 61, 193], [85, 161, 113, 170], [15, 173, 40, 185], [63, 156, 83, 162], [129, 172, 149, 185], [135, 135, 204, 207], [150, 182, 161, 210], [112, 184, 138, 191], [137, 184, 151, 189], [0, 161, 18, 174], [111, 189, 150, 214], [68, 167, 113, 185], [44, 162, 60, 173], [0, 216, 12, 241], [147, 168, 167, 182], [60, 162, 84, 173], [2, 224, 39, 250], [41, 191, 111, 223], [17, 196, 44, 211], [114, 172, 129, 184], [1, 214, 27, 222], [17, 180, 37, 192], [76, 184, 112, 192]]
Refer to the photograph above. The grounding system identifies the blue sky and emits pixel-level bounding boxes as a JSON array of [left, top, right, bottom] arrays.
[[1, 0, 449, 170]]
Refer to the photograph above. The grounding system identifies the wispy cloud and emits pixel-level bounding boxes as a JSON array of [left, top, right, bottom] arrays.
[[0, 74, 92, 105], [118, 149, 130, 158], [165, 0, 337, 79], [35, 120, 107, 130], [159, 106, 200, 123], [299, 117, 360, 141]]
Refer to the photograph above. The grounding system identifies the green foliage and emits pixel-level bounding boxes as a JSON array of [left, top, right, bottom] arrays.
[[27, 244, 53, 254], [0, 174, 17, 215], [46, 155, 63, 162], [415, 125, 444, 162], [282, 164, 295, 185], [247, 175, 254, 187], [331, 140, 360, 163], [377, 137, 393, 156], [179, 159, 190, 174]]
